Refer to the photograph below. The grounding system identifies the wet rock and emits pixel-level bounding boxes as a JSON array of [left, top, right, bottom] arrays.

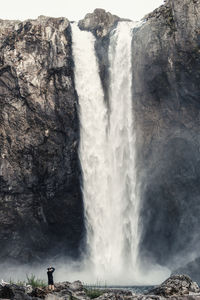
[[134, 0, 200, 268]]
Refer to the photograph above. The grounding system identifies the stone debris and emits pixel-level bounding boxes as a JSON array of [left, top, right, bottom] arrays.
[[0, 276, 200, 299]]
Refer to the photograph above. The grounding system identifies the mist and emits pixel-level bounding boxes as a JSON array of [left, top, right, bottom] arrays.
[[0, 257, 170, 286]]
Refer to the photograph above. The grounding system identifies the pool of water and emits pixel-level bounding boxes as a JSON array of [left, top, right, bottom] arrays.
[[86, 285, 156, 294]]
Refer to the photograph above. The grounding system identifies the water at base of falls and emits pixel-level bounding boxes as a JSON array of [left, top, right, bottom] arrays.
[[71, 22, 170, 285]]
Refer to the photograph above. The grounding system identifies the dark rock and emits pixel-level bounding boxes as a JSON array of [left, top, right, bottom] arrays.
[[0, 16, 85, 263], [0, 0, 200, 272], [148, 275, 199, 297], [0, 283, 37, 299], [29, 287, 48, 299], [48, 280, 87, 299], [133, 0, 200, 268], [78, 9, 120, 38]]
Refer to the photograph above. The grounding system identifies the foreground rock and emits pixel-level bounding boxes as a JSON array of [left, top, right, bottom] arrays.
[[148, 275, 199, 297], [1, 276, 200, 300], [0, 283, 35, 299]]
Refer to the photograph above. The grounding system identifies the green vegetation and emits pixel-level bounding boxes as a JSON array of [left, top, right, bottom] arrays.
[[26, 274, 46, 288], [85, 288, 105, 299], [9, 274, 47, 288], [83, 280, 107, 298]]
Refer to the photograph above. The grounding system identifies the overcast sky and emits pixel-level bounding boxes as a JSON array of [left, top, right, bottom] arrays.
[[0, 0, 164, 21]]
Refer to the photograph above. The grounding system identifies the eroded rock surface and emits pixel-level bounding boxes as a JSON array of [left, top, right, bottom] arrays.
[[148, 275, 199, 297], [78, 8, 120, 38], [132, 0, 200, 269], [0, 16, 84, 262]]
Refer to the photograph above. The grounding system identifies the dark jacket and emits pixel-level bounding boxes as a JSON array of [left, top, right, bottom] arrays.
[[47, 267, 55, 284]]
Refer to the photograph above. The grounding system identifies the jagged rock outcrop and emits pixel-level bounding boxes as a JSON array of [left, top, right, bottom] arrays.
[[0, 16, 84, 262], [78, 8, 120, 38], [148, 275, 199, 297], [78, 9, 121, 103]]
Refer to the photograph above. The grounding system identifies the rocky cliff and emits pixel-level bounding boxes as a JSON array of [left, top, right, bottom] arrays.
[[0, 0, 200, 275], [131, 0, 200, 270], [0, 16, 84, 262]]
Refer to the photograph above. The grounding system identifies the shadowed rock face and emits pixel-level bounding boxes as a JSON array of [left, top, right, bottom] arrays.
[[132, 0, 200, 269], [0, 0, 200, 271], [0, 16, 84, 262]]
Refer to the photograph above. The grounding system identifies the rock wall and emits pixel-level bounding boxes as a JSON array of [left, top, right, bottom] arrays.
[[0, 16, 84, 262], [131, 0, 200, 269], [0, 0, 200, 273]]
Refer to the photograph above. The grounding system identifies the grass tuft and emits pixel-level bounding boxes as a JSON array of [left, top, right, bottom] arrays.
[[9, 274, 47, 288], [84, 288, 105, 299], [26, 274, 46, 288]]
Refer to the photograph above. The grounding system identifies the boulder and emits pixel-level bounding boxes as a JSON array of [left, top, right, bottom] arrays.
[[68, 280, 83, 292], [0, 283, 36, 299], [148, 275, 200, 297]]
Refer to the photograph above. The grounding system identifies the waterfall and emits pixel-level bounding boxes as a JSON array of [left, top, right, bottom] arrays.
[[71, 22, 141, 284], [107, 21, 140, 278], [71, 22, 109, 273]]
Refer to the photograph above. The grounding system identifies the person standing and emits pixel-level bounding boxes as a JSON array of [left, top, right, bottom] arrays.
[[47, 266, 55, 291]]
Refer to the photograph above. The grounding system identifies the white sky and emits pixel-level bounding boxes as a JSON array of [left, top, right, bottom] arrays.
[[0, 0, 164, 22]]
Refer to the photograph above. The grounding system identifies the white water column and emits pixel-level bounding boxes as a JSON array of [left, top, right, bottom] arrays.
[[72, 22, 141, 283], [106, 21, 140, 281], [71, 23, 110, 274]]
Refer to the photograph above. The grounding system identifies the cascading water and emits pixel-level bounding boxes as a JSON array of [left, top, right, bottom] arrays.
[[107, 21, 140, 279], [71, 23, 109, 274], [72, 21, 140, 283], [71, 21, 168, 284]]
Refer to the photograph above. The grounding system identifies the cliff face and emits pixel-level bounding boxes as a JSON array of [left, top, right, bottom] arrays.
[[0, 0, 200, 271], [0, 17, 84, 262], [132, 0, 200, 268]]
